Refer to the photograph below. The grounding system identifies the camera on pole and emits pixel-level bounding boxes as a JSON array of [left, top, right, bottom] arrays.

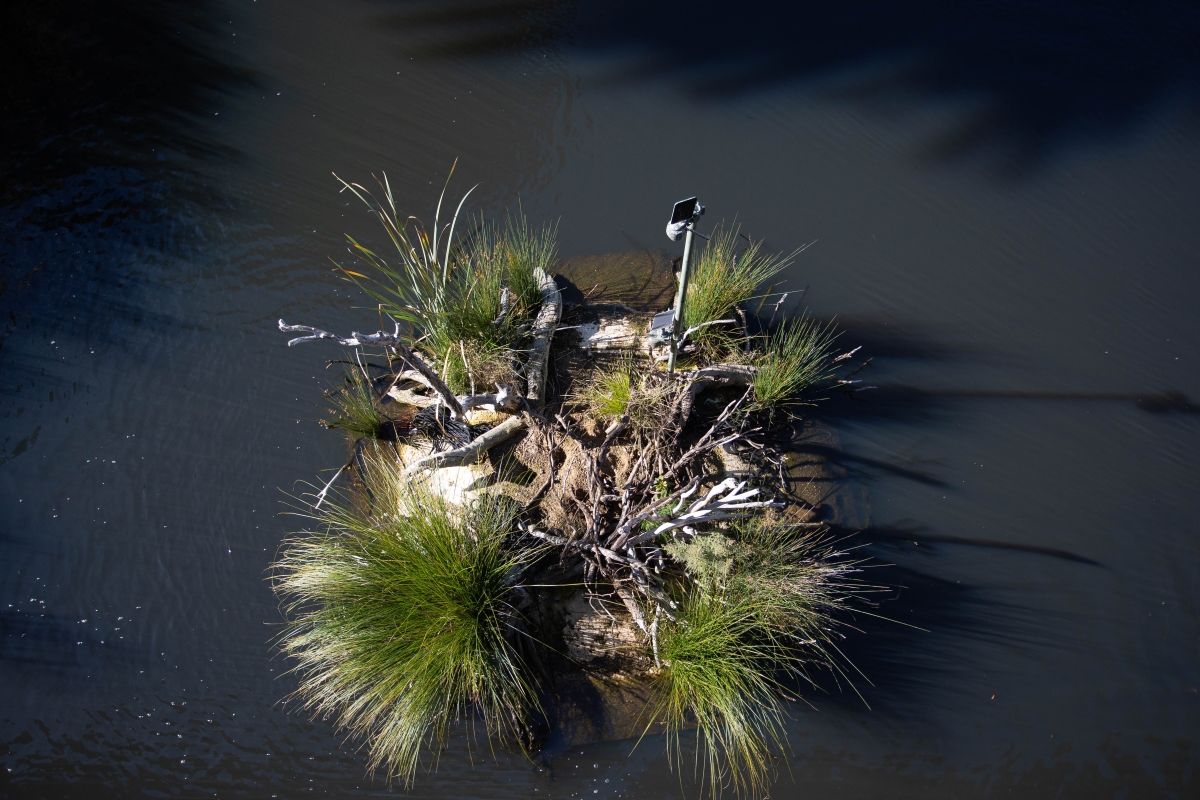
[[656, 197, 704, 375]]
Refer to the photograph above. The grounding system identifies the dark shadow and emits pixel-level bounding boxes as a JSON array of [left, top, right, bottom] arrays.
[[816, 315, 983, 364], [372, 0, 1200, 168], [810, 384, 953, 427], [791, 503, 1107, 717], [913, 386, 1200, 415], [789, 440, 950, 489], [0, 1, 256, 385], [830, 522, 1102, 568], [801, 560, 1052, 718], [815, 384, 1200, 429]]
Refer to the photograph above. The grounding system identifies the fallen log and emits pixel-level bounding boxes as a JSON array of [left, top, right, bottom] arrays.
[[526, 267, 561, 406]]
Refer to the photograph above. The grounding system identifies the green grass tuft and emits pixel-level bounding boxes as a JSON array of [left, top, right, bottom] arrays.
[[572, 361, 675, 430], [651, 519, 869, 796], [327, 368, 387, 438], [272, 446, 540, 785], [498, 208, 557, 311], [575, 365, 634, 420], [681, 224, 800, 352], [751, 314, 838, 411], [728, 519, 861, 650], [654, 590, 788, 798], [335, 170, 559, 394]]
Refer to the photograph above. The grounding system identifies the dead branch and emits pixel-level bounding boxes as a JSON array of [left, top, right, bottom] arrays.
[[401, 415, 526, 475], [680, 364, 757, 421], [622, 478, 780, 549], [279, 319, 464, 419]]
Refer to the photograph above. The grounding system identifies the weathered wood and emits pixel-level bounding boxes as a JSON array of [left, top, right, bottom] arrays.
[[526, 267, 561, 406], [401, 414, 527, 475], [278, 319, 465, 419]]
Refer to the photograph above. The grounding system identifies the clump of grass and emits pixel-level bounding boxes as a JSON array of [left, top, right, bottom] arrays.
[[336, 168, 475, 335], [653, 590, 789, 798], [272, 446, 540, 785], [751, 314, 838, 411], [497, 208, 557, 310], [438, 338, 517, 397], [682, 224, 802, 352], [334, 170, 558, 393], [728, 519, 863, 651], [572, 361, 674, 430], [576, 364, 634, 420], [326, 368, 387, 438], [650, 518, 868, 796]]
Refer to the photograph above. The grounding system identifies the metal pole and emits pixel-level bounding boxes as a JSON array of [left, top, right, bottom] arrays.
[[667, 222, 696, 375]]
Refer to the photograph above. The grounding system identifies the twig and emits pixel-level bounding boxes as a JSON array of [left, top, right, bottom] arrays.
[[278, 319, 465, 419]]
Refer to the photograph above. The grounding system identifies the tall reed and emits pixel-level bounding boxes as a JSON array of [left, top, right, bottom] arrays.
[[334, 169, 557, 392]]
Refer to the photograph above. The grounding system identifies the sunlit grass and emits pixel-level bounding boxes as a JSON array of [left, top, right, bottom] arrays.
[[575, 364, 634, 421], [572, 361, 674, 431], [334, 169, 558, 393], [272, 446, 540, 785], [751, 314, 838, 411], [729, 519, 863, 653], [653, 590, 788, 798], [326, 368, 387, 438], [650, 518, 869, 796], [497, 208, 557, 311], [681, 224, 800, 352]]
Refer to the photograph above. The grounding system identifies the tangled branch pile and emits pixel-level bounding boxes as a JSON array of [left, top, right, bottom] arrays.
[[271, 170, 874, 797]]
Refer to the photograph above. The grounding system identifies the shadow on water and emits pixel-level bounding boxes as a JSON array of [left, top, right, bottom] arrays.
[[789, 496, 1100, 717], [775, 418, 1102, 720], [804, 559, 1058, 719], [373, 0, 1200, 167], [816, 384, 1200, 431], [789, 440, 949, 489], [0, 0, 257, 437], [1, 0, 255, 196], [0, 0, 256, 336], [834, 522, 1102, 568]]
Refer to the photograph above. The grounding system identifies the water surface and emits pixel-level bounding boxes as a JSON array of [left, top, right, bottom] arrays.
[[2, 1, 1198, 796]]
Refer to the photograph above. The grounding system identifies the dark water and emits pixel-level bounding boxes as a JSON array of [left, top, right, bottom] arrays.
[[3, 1, 1198, 796]]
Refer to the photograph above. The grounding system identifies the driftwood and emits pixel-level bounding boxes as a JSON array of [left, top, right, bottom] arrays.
[[526, 267, 561, 406], [282, 299, 822, 640], [279, 320, 465, 419], [399, 268, 559, 475], [573, 316, 736, 358], [402, 415, 527, 475], [681, 363, 756, 421], [281, 279, 559, 478]]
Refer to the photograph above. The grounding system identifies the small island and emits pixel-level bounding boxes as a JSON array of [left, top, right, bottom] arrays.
[[271, 169, 872, 797]]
